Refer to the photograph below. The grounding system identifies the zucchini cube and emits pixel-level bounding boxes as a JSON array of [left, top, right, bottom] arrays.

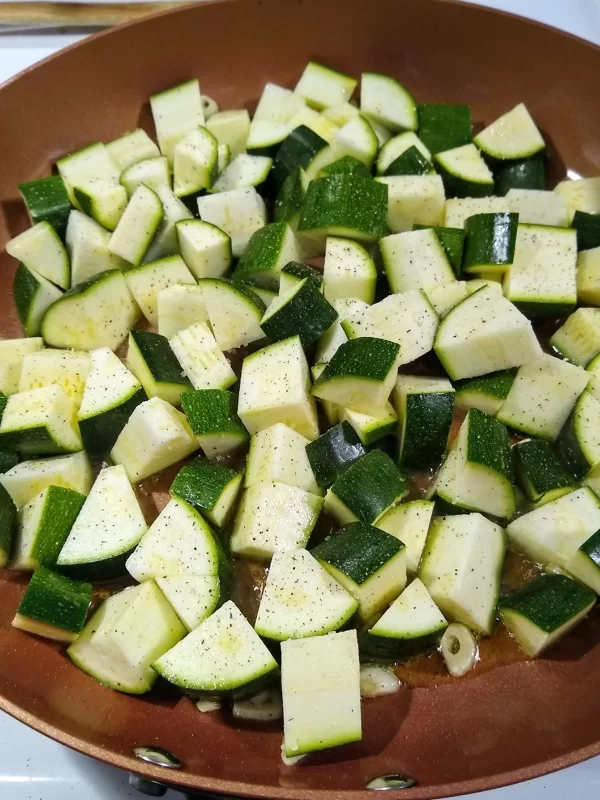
[[0, 386, 83, 456], [170, 458, 243, 528], [181, 389, 249, 458]]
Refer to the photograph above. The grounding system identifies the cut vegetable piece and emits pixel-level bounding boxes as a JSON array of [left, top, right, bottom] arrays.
[[125, 255, 195, 326], [0, 386, 82, 456], [433, 408, 514, 519], [361, 578, 446, 661], [0, 338, 44, 396], [66, 210, 126, 285], [324, 449, 407, 525], [255, 549, 357, 640], [57, 142, 127, 231], [13, 264, 63, 337], [506, 487, 600, 592], [322, 237, 377, 304], [281, 629, 361, 757], [211, 154, 272, 193], [506, 189, 568, 227], [0, 450, 92, 509], [279, 261, 323, 295], [572, 210, 600, 252], [245, 423, 320, 494], [198, 187, 268, 258], [57, 465, 147, 579], [197, 279, 265, 351], [127, 330, 191, 406], [360, 72, 416, 132], [497, 355, 588, 441], [550, 308, 600, 367], [419, 513, 505, 634], [68, 581, 186, 693], [298, 174, 388, 245], [499, 574, 595, 657], [154, 600, 277, 693], [377, 132, 431, 176], [19, 176, 72, 239], [11, 486, 85, 570], [176, 219, 232, 280], [41, 269, 138, 351], [173, 126, 218, 197], [577, 247, 600, 306], [393, 375, 454, 470], [231, 480, 322, 559], [444, 197, 510, 229], [78, 347, 145, 453], [150, 79, 205, 165], [455, 369, 516, 415], [233, 221, 302, 289], [340, 402, 397, 446], [555, 177, 600, 223], [555, 390, 600, 480], [435, 144, 494, 198], [0, 483, 17, 567], [170, 322, 236, 390], [380, 228, 454, 293], [417, 104, 471, 154], [504, 224, 577, 317], [157, 284, 208, 339], [111, 397, 197, 482], [474, 103, 544, 160], [261, 277, 337, 348], [295, 62, 357, 110], [273, 125, 327, 189], [19, 349, 90, 409], [463, 212, 518, 275], [155, 575, 220, 632], [434, 286, 542, 380], [246, 83, 307, 151], [170, 457, 243, 528], [106, 128, 160, 171], [6, 221, 70, 290], [497, 159, 545, 196], [376, 500, 434, 576], [13, 567, 91, 643], [206, 109, 250, 156], [305, 421, 365, 489], [238, 336, 319, 439], [312, 337, 400, 414], [312, 522, 406, 621], [144, 184, 194, 263], [181, 389, 248, 457], [376, 175, 444, 233], [514, 439, 575, 507], [274, 167, 307, 228], [426, 281, 468, 318], [120, 156, 170, 198], [343, 290, 438, 366], [126, 496, 221, 581]]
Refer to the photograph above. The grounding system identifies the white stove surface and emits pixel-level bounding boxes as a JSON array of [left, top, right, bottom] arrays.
[[1, 1, 600, 797]]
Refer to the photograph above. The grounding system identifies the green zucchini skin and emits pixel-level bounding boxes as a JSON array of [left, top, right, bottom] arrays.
[[274, 167, 306, 224], [413, 223, 465, 275], [79, 387, 147, 455], [513, 439, 574, 504], [261, 278, 338, 349], [273, 125, 327, 189], [19, 176, 72, 239], [399, 390, 454, 470], [17, 566, 92, 635], [499, 573, 595, 634], [384, 146, 432, 177], [305, 421, 366, 489], [496, 159, 545, 196], [320, 156, 371, 178], [417, 104, 472, 154], [311, 522, 403, 585], [463, 213, 518, 272], [0, 483, 17, 567], [572, 210, 600, 252]]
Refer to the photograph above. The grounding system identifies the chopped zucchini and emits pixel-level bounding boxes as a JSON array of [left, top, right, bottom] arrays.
[[513, 439, 575, 507], [13, 264, 63, 337], [435, 144, 494, 198], [419, 513, 506, 635], [0, 386, 82, 456], [497, 355, 589, 441], [170, 322, 236, 390], [462, 212, 518, 275], [245, 423, 320, 494], [505, 189, 568, 227], [126, 330, 191, 406], [473, 103, 544, 160], [19, 176, 72, 239], [18, 348, 90, 409], [170, 457, 243, 528], [157, 284, 208, 339], [0, 338, 44, 396], [295, 62, 357, 110], [261, 277, 338, 348], [13, 567, 92, 643], [206, 109, 251, 156], [110, 397, 197, 482], [198, 187, 268, 258], [6, 221, 70, 290], [66, 210, 126, 285], [0, 450, 92, 509], [255, 548, 358, 640], [393, 375, 455, 470], [550, 308, 600, 367], [417, 103, 472, 154], [150, 79, 205, 165], [376, 175, 445, 232], [305, 421, 365, 489], [181, 389, 248, 458], [380, 228, 455, 293], [57, 465, 148, 579], [230, 480, 323, 560], [322, 236, 377, 304], [455, 369, 517, 416], [375, 500, 434, 576]]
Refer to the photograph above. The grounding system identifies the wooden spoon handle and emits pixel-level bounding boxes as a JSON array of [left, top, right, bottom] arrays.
[[0, 2, 189, 27]]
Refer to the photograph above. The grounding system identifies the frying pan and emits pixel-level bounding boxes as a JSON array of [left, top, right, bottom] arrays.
[[1, 0, 600, 796]]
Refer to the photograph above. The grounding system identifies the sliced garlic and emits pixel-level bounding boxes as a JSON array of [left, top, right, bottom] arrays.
[[441, 623, 479, 677]]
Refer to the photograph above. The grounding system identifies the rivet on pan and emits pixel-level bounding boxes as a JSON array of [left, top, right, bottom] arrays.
[[366, 774, 418, 790], [133, 746, 182, 769], [128, 773, 168, 797]]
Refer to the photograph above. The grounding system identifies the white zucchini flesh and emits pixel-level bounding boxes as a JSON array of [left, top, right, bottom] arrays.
[[254, 549, 358, 640], [150, 79, 205, 165], [152, 601, 278, 692], [157, 284, 209, 339], [244, 422, 321, 495], [169, 322, 237, 390], [110, 397, 198, 483], [66, 210, 126, 285], [19, 349, 91, 410], [197, 187, 268, 258], [0, 450, 93, 509], [57, 465, 148, 569], [6, 221, 70, 290], [0, 338, 44, 396]]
